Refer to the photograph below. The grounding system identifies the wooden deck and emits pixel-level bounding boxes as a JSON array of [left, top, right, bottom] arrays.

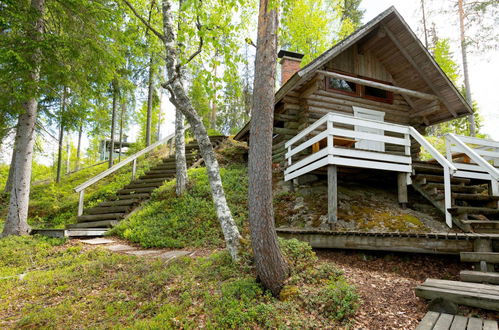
[[276, 228, 499, 254], [416, 312, 497, 330]]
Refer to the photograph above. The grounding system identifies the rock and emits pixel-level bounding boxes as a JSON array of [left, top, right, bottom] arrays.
[[296, 174, 318, 185], [428, 298, 458, 315]]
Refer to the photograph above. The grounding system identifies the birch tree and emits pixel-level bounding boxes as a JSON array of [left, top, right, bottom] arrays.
[[248, 0, 289, 296], [123, 0, 242, 260]]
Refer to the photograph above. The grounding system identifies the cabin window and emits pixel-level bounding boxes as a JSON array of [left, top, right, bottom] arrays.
[[325, 70, 394, 104]]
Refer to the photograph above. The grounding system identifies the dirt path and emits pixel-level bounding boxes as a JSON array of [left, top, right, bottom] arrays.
[[317, 250, 498, 329]]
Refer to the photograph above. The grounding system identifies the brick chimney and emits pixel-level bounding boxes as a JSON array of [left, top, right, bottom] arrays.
[[278, 49, 304, 86]]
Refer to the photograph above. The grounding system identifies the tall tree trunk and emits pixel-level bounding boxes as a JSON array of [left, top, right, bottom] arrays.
[[75, 123, 83, 171], [3, 0, 45, 236], [161, 0, 240, 260], [56, 87, 67, 182], [248, 0, 289, 296], [157, 105, 161, 141], [108, 82, 118, 168], [146, 57, 154, 146], [118, 98, 126, 162], [210, 62, 217, 130], [65, 137, 70, 174], [458, 0, 476, 136], [175, 108, 187, 195]]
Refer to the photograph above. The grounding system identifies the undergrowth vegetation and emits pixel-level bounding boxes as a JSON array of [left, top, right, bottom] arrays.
[[0, 235, 359, 328]]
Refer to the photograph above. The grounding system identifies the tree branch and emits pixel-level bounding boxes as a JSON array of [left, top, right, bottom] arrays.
[[122, 0, 165, 41]]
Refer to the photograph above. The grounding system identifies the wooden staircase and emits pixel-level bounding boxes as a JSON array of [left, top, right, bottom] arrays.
[[66, 136, 226, 232], [412, 161, 499, 233]]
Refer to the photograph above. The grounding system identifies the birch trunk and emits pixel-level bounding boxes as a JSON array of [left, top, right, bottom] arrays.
[[108, 83, 118, 168], [248, 0, 288, 296], [118, 99, 126, 162], [458, 0, 476, 136], [175, 108, 187, 195], [161, 0, 240, 260], [146, 57, 154, 146], [2, 0, 45, 236]]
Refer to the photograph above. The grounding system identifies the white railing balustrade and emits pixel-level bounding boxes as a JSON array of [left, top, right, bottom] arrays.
[[445, 133, 499, 198], [284, 113, 457, 227], [74, 126, 190, 216]]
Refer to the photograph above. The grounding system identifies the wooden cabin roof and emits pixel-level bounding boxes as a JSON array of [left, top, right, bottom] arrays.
[[234, 6, 472, 141]]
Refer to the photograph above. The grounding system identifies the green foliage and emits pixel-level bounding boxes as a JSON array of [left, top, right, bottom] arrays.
[[111, 165, 249, 248], [307, 278, 360, 321], [432, 39, 460, 84]]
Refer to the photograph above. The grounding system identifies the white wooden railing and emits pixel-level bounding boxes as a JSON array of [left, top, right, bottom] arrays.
[[445, 133, 499, 198], [284, 113, 457, 227], [74, 127, 189, 216]]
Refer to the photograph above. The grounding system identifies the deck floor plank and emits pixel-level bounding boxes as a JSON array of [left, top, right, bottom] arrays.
[[434, 313, 454, 330], [483, 320, 499, 330], [467, 318, 483, 330], [450, 315, 469, 330], [416, 311, 441, 330]]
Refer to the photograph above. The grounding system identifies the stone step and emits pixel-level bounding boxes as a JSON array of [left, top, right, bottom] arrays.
[[67, 220, 119, 228], [413, 174, 470, 185], [65, 228, 108, 237], [98, 199, 141, 207], [76, 213, 124, 223], [117, 186, 157, 195], [448, 206, 499, 216], [85, 206, 131, 215]]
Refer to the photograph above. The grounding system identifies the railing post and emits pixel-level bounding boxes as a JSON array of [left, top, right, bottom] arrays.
[[78, 189, 85, 216], [443, 166, 452, 228], [132, 159, 137, 180], [287, 146, 292, 167]]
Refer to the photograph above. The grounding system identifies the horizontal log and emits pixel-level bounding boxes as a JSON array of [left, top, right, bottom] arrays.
[[275, 113, 298, 121], [274, 127, 297, 135]]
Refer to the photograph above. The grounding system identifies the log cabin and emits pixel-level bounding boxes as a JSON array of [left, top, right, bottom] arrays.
[[235, 6, 499, 233]]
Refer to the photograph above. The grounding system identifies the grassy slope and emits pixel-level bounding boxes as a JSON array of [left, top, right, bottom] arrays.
[[0, 236, 359, 329]]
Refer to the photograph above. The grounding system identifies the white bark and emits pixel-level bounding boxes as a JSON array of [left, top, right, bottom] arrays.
[[3, 0, 45, 236], [175, 108, 187, 195], [161, 0, 240, 259]]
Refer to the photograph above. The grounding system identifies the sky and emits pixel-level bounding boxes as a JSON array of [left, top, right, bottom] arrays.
[[1, 0, 497, 165]]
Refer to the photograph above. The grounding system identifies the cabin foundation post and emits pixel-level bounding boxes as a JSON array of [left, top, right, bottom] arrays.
[[327, 165, 338, 223], [397, 172, 408, 208], [473, 239, 494, 272]]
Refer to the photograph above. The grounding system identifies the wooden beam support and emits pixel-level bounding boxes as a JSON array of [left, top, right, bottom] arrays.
[[411, 100, 441, 118], [317, 70, 439, 101], [328, 165, 338, 223], [397, 172, 408, 207], [381, 25, 458, 118]]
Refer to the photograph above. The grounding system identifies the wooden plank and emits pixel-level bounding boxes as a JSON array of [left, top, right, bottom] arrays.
[[450, 315, 469, 330], [483, 320, 498, 330], [460, 271, 499, 285], [461, 252, 499, 264], [416, 311, 441, 330], [466, 318, 482, 330], [422, 279, 499, 296], [434, 313, 455, 330]]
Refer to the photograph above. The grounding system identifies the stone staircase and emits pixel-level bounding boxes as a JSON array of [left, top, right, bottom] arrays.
[[65, 136, 226, 232], [412, 161, 499, 233]]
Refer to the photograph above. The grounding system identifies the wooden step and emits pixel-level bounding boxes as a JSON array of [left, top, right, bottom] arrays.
[[117, 187, 157, 194], [131, 178, 166, 184], [452, 193, 499, 202], [461, 220, 499, 231], [460, 270, 499, 285], [117, 193, 151, 200], [124, 182, 164, 189], [139, 173, 175, 179], [425, 183, 482, 193], [65, 228, 108, 237], [146, 170, 176, 175], [414, 174, 471, 185], [415, 278, 499, 311], [67, 220, 119, 228], [448, 207, 499, 216], [413, 162, 444, 175], [85, 206, 131, 215], [76, 213, 124, 222], [98, 199, 141, 207], [416, 311, 497, 330], [461, 252, 499, 263]]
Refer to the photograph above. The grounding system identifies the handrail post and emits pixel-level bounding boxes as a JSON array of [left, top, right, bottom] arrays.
[[78, 189, 85, 216], [132, 159, 137, 180], [443, 166, 452, 228]]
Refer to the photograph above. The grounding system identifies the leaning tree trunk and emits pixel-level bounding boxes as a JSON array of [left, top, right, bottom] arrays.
[[248, 0, 289, 296], [458, 0, 475, 137], [3, 0, 45, 237], [161, 0, 240, 260], [174, 108, 187, 195]]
